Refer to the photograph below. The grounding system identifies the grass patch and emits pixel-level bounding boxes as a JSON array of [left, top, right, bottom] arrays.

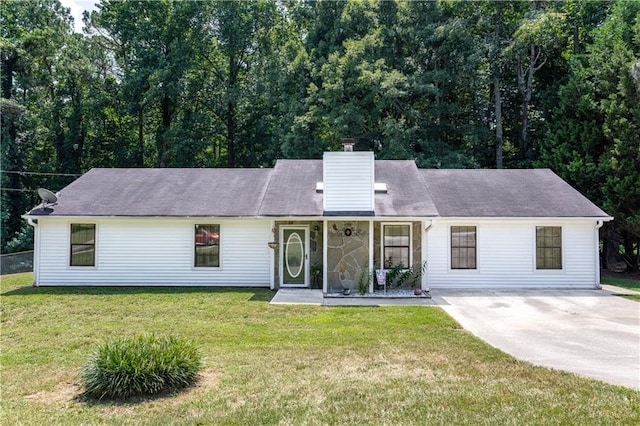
[[601, 274, 640, 300], [2, 272, 639, 424], [81, 334, 202, 400], [601, 274, 640, 290]]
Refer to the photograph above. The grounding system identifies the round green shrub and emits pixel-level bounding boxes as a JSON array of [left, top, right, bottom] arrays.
[[80, 334, 202, 400]]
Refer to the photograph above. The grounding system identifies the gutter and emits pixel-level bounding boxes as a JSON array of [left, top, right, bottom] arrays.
[[595, 220, 604, 289], [424, 220, 434, 233], [26, 217, 39, 287]]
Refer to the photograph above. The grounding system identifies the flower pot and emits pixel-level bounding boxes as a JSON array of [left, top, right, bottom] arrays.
[[413, 288, 423, 296]]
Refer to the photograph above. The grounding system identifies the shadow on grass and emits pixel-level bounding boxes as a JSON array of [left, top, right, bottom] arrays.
[[1, 285, 274, 302], [76, 387, 190, 407]]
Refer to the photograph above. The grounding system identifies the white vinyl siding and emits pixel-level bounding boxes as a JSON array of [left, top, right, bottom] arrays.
[[323, 152, 374, 212], [428, 220, 598, 288], [36, 218, 271, 286]]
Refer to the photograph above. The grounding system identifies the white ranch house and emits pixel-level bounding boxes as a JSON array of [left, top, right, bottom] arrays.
[[24, 144, 611, 292]]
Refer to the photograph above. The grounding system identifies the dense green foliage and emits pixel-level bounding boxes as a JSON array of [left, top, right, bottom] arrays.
[[1, 0, 638, 269], [81, 334, 202, 400]]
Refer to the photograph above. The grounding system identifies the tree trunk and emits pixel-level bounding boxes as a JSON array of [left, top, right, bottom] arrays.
[[520, 90, 529, 158], [158, 93, 172, 168], [1, 54, 17, 99], [226, 100, 235, 167], [226, 54, 238, 167], [137, 106, 144, 167], [517, 44, 538, 161], [493, 3, 503, 169], [494, 75, 503, 169]]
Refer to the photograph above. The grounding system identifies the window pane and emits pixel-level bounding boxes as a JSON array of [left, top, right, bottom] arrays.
[[451, 226, 476, 269], [536, 226, 562, 269], [71, 224, 95, 244], [70, 224, 95, 266], [71, 244, 95, 266], [383, 225, 410, 268], [195, 225, 220, 267], [469, 248, 476, 269]]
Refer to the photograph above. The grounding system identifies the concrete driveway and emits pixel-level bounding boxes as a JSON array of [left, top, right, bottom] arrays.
[[431, 288, 640, 390]]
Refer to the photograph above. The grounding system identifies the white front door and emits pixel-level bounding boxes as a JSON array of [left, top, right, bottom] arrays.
[[280, 226, 309, 287]]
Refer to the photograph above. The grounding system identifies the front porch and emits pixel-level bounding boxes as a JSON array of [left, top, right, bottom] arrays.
[[271, 219, 431, 295]]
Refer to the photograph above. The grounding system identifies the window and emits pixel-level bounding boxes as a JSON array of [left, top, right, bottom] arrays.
[[451, 226, 476, 269], [70, 224, 95, 266], [536, 226, 562, 269], [383, 224, 411, 268], [194, 224, 220, 267]]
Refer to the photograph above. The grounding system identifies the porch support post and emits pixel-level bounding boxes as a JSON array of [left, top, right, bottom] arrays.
[[422, 220, 433, 292], [269, 219, 275, 290], [322, 219, 328, 294], [369, 219, 374, 293]]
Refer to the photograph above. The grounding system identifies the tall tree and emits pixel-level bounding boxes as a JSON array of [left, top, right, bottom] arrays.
[[88, 0, 204, 167], [539, 0, 640, 270], [0, 0, 74, 252], [510, 5, 566, 162], [197, 0, 279, 167]]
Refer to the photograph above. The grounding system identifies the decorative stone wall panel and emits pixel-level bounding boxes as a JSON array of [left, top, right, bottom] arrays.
[[327, 221, 369, 292]]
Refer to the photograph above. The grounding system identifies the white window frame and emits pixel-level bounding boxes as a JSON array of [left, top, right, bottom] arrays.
[[447, 223, 480, 272], [448, 224, 480, 272], [193, 223, 222, 269], [381, 222, 413, 270], [533, 225, 564, 272], [68, 222, 98, 269]]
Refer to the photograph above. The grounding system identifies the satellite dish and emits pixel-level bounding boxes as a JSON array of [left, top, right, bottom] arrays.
[[37, 188, 58, 205]]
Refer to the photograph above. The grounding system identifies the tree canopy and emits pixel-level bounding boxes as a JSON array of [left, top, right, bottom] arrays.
[[1, 0, 638, 270]]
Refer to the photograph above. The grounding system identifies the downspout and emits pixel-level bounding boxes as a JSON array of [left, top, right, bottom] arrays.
[[595, 220, 604, 289], [26, 217, 39, 287], [422, 220, 434, 292]]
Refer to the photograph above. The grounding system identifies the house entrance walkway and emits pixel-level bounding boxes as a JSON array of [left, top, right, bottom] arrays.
[[270, 288, 435, 306]]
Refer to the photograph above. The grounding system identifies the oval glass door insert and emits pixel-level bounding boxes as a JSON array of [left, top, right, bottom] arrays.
[[285, 232, 304, 278]]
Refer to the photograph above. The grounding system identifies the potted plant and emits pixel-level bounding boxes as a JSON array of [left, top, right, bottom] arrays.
[[411, 261, 428, 295], [357, 268, 371, 295], [310, 263, 322, 288]]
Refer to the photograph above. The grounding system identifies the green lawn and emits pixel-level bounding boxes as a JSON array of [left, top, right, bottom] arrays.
[[601, 274, 640, 301], [2, 272, 639, 425], [601, 274, 640, 290]]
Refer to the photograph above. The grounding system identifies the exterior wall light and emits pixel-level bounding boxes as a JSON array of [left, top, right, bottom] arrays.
[[268, 227, 278, 249]]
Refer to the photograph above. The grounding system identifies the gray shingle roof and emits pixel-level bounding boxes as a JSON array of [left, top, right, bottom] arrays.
[[27, 168, 272, 217], [374, 161, 438, 216], [26, 162, 609, 219], [259, 160, 323, 216], [421, 169, 610, 218]]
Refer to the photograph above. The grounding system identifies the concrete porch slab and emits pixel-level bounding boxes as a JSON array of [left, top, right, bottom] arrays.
[[322, 297, 435, 306], [270, 289, 436, 306], [270, 289, 323, 305]]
